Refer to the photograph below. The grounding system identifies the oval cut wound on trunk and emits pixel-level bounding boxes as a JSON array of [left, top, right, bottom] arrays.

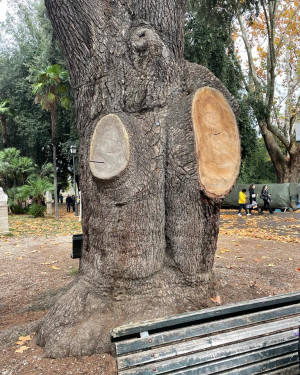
[[89, 114, 130, 179], [192, 87, 241, 198]]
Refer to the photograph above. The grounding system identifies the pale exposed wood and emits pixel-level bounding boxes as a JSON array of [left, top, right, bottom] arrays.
[[192, 87, 240, 197], [191, 87, 240, 197], [89, 114, 130, 179]]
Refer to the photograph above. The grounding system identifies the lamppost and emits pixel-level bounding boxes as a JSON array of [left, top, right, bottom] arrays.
[[70, 145, 78, 216]]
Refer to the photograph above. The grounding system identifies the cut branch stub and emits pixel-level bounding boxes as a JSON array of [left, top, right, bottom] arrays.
[[89, 114, 130, 179], [192, 87, 241, 198]]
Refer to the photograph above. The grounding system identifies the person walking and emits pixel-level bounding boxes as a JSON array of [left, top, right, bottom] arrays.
[[238, 188, 250, 216], [260, 185, 273, 214], [248, 184, 258, 214], [66, 194, 72, 212]]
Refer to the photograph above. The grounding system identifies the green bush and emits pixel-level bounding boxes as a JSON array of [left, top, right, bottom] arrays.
[[28, 203, 46, 218], [10, 204, 28, 214]]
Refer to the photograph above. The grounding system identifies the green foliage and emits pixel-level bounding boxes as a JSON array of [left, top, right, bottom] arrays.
[[238, 138, 276, 184], [10, 204, 28, 215], [70, 268, 79, 276], [38, 162, 54, 179], [0, 146, 53, 210], [0, 0, 77, 190], [28, 202, 46, 217], [32, 64, 70, 112], [184, 0, 258, 162], [0, 100, 15, 117], [18, 177, 53, 207], [0, 148, 36, 188]]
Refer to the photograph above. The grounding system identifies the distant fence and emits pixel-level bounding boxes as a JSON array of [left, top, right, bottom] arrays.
[[223, 183, 299, 211]]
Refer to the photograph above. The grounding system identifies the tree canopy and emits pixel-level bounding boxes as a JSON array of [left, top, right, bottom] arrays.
[[0, 0, 77, 193], [1, 0, 291, 191], [235, 0, 300, 182]]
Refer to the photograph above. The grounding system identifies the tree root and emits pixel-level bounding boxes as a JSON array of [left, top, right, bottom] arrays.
[[36, 268, 215, 358]]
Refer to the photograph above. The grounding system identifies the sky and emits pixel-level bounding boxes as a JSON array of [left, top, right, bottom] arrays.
[[0, 0, 7, 21]]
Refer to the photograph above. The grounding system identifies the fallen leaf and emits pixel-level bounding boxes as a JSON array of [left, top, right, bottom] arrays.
[[268, 264, 275, 267], [15, 346, 30, 353], [51, 265, 60, 270], [210, 295, 222, 305], [221, 248, 231, 253], [254, 258, 262, 263], [18, 335, 31, 342]]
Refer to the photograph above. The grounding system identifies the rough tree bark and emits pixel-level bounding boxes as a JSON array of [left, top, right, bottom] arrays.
[[37, 0, 241, 358]]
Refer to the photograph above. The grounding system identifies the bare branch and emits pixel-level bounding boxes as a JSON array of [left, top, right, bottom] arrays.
[[236, 11, 261, 92]]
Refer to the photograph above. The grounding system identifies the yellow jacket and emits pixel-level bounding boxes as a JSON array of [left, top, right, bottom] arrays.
[[238, 191, 247, 204]]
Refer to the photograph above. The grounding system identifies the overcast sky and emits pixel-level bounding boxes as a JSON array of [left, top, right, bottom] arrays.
[[0, 0, 7, 21]]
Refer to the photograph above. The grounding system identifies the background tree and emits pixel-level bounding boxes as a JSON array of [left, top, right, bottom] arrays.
[[0, 0, 77, 194], [33, 64, 70, 220], [0, 100, 15, 148], [0, 147, 38, 212], [185, 0, 258, 173], [18, 177, 53, 217], [235, 0, 300, 182], [36, 0, 241, 358]]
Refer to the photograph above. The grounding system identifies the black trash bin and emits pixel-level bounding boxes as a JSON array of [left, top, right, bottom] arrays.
[[72, 233, 83, 259]]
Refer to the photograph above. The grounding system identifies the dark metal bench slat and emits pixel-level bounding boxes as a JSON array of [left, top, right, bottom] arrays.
[[167, 352, 298, 375], [117, 317, 300, 370], [263, 364, 300, 375], [118, 331, 298, 375], [111, 291, 300, 339], [115, 304, 300, 356]]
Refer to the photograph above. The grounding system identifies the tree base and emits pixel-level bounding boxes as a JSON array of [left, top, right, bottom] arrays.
[[37, 266, 215, 358]]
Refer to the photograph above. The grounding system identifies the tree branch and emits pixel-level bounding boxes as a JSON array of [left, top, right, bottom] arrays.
[[237, 11, 261, 92]]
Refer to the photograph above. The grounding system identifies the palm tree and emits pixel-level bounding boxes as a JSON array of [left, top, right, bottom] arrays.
[[0, 147, 21, 187], [33, 64, 71, 220], [0, 100, 15, 148], [16, 157, 36, 184], [0, 159, 9, 191], [19, 177, 53, 207]]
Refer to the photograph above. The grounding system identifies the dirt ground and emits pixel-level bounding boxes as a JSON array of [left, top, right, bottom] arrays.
[[0, 209, 299, 375]]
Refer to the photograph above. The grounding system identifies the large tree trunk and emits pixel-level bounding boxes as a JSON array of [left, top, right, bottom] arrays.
[[37, 0, 241, 358]]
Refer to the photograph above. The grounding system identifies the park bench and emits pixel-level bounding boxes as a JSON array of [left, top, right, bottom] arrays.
[[111, 291, 300, 375]]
